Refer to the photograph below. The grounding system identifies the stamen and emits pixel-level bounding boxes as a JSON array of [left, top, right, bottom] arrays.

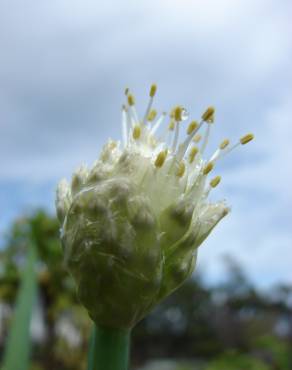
[[122, 105, 128, 147], [200, 124, 211, 154], [210, 176, 221, 188], [121, 88, 253, 191], [202, 106, 215, 122], [174, 106, 183, 121], [209, 139, 230, 162], [125, 104, 133, 129], [150, 112, 167, 135], [147, 109, 157, 122], [176, 161, 186, 178], [176, 120, 204, 160], [172, 106, 188, 152], [158, 119, 174, 145], [172, 121, 180, 152], [168, 120, 175, 131], [203, 162, 214, 175], [142, 84, 157, 125], [187, 121, 198, 135], [127, 94, 135, 106], [155, 150, 167, 168], [189, 146, 199, 163], [220, 139, 229, 149], [127, 93, 139, 124], [132, 125, 141, 140], [240, 133, 254, 145], [149, 84, 157, 98], [200, 106, 215, 154], [193, 134, 202, 143], [211, 133, 254, 162]]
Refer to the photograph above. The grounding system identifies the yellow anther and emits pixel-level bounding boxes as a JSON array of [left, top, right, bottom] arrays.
[[189, 146, 199, 163], [109, 141, 117, 149], [149, 84, 157, 97], [187, 121, 198, 135], [193, 134, 202, 143], [222, 208, 229, 217], [240, 133, 254, 145], [210, 176, 221, 188], [202, 106, 215, 122], [168, 120, 175, 131], [220, 139, 229, 150], [176, 161, 186, 178], [127, 94, 135, 106], [174, 106, 183, 121], [132, 125, 141, 140], [203, 162, 214, 175], [124, 87, 129, 96], [154, 150, 167, 168], [147, 109, 157, 122]]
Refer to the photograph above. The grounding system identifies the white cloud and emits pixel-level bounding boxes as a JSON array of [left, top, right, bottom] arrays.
[[0, 0, 291, 286], [199, 94, 292, 287]]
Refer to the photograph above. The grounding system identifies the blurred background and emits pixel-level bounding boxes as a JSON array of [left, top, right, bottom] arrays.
[[0, 0, 292, 369]]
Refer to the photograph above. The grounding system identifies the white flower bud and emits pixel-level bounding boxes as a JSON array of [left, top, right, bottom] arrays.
[[56, 87, 253, 329], [55, 178, 71, 223]]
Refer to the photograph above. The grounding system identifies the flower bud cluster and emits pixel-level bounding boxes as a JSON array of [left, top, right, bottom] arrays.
[[56, 86, 253, 328]]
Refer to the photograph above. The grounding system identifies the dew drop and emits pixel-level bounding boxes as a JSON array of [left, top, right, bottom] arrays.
[[181, 108, 189, 121]]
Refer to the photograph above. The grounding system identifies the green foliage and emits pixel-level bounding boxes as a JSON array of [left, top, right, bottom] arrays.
[[254, 335, 291, 370], [0, 210, 91, 370], [1, 244, 37, 370], [174, 364, 197, 370], [205, 351, 269, 370], [0, 210, 77, 318], [1, 210, 292, 370]]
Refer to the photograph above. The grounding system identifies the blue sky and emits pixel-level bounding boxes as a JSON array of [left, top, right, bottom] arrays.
[[1, 0, 291, 287]]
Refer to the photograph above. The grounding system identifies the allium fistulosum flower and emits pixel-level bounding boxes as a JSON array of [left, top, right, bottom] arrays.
[[55, 85, 253, 329]]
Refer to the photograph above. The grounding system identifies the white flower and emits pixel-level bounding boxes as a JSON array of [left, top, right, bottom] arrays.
[[55, 85, 254, 329]]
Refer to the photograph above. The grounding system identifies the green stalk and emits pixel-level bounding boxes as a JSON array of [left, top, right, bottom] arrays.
[[2, 244, 38, 370], [87, 325, 131, 370]]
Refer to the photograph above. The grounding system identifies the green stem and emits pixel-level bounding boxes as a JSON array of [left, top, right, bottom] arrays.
[[89, 325, 131, 370]]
